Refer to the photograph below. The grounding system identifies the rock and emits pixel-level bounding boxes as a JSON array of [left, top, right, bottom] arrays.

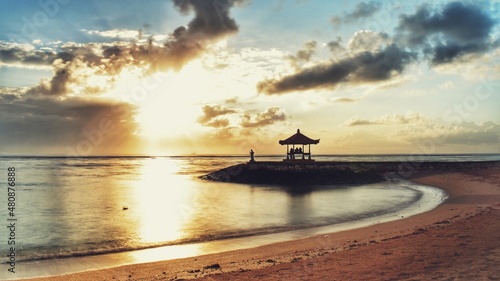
[[203, 263, 221, 270], [200, 161, 500, 186]]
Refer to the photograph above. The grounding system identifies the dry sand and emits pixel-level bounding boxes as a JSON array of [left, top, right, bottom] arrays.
[[22, 166, 500, 281]]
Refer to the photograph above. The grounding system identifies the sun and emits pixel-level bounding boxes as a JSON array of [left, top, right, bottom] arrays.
[[134, 60, 217, 140], [136, 97, 197, 139], [135, 84, 195, 139], [102, 59, 232, 155]]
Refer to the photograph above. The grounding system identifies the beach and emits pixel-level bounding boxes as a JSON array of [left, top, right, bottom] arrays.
[[21, 162, 500, 281]]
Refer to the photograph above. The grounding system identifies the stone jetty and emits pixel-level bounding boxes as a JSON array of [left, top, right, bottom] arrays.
[[199, 161, 500, 185]]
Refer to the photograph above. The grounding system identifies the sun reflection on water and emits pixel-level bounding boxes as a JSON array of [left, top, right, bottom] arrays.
[[128, 158, 196, 245]]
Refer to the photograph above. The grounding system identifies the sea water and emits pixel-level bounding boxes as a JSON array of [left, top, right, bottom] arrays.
[[0, 154, 497, 279]]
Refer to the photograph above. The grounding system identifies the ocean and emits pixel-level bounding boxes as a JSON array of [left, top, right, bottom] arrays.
[[0, 154, 498, 278]]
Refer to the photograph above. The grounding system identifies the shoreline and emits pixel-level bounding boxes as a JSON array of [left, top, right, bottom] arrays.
[[4, 179, 445, 280], [15, 163, 500, 280]]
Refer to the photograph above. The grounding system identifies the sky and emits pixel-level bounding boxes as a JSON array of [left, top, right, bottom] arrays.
[[0, 0, 499, 156]]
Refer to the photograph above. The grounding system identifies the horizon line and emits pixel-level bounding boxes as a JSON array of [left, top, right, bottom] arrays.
[[1, 153, 499, 158]]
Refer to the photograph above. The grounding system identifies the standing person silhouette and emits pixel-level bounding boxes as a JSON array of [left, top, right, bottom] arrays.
[[250, 149, 255, 162]]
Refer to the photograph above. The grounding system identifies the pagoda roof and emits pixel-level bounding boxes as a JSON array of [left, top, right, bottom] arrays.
[[279, 129, 320, 145]]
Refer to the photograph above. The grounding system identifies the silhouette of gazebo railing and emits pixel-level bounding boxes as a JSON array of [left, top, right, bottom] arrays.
[[279, 129, 320, 161]]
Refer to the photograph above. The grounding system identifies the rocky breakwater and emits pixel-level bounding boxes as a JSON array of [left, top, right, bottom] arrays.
[[199, 162, 384, 185], [199, 161, 500, 186]]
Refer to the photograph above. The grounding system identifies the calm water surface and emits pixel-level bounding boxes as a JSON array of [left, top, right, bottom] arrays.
[[0, 154, 496, 264]]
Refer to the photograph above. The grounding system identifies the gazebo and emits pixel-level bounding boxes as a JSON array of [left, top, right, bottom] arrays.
[[279, 129, 320, 161]]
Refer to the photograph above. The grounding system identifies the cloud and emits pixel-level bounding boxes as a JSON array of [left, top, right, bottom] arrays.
[[331, 1, 382, 28], [81, 29, 146, 41], [432, 47, 500, 82], [83, 29, 139, 39], [343, 117, 375, 126], [327, 36, 344, 54], [206, 118, 230, 128], [257, 2, 499, 95], [211, 127, 235, 140], [173, 0, 247, 38], [18, 0, 246, 97], [396, 1, 499, 64], [287, 40, 317, 69], [198, 105, 236, 124], [334, 97, 356, 103], [439, 81, 456, 90], [342, 112, 499, 147], [346, 30, 390, 54], [393, 121, 500, 146], [224, 97, 239, 104], [327, 31, 391, 63], [0, 87, 25, 102], [257, 44, 415, 95], [343, 112, 428, 127], [333, 121, 500, 154], [0, 90, 139, 155], [240, 107, 286, 128], [0, 42, 58, 67], [333, 118, 500, 154]]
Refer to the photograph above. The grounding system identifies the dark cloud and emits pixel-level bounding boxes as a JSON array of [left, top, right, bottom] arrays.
[[173, 0, 246, 37], [347, 30, 390, 53], [331, 1, 382, 27], [288, 40, 317, 68], [0, 92, 139, 155], [397, 1, 498, 64], [258, 2, 499, 95], [240, 107, 286, 128], [345, 1, 382, 21], [327, 31, 390, 63], [287, 40, 318, 72], [0, 43, 58, 66], [0, 87, 24, 103], [0, 42, 85, 67], [258, 44, 415, 95], [198, 104, 236, 125], [327, 37, 344, 53], [16, 0, 246, 97]]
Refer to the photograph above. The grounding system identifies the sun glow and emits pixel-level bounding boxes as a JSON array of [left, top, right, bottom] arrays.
[[136, 61, 225, 139], [104, 61, 219, 142]]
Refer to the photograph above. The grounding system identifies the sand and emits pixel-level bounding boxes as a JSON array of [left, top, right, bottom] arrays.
[[21, 166, 500, 281]]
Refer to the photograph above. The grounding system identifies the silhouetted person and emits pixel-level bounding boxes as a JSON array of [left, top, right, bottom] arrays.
[[289, 148, 294, 159], [298, 147, 302, 153], [295, 147, 299, 153], [250, 149, 255, 162]]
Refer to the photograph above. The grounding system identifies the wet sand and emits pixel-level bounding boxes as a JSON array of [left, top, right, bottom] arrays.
[[21, 165, 500, 281]]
